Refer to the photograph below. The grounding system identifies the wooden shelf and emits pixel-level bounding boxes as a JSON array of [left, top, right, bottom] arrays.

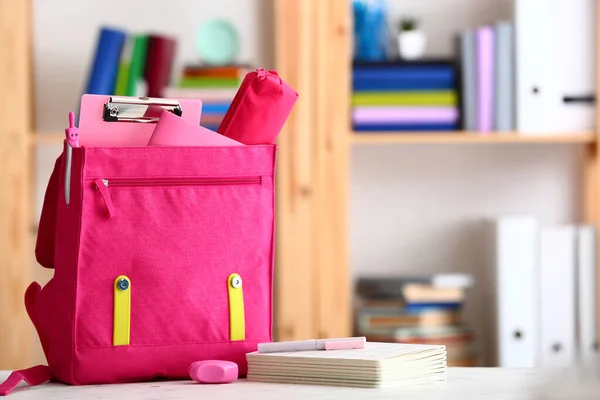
[[351, 131, 597, 144]]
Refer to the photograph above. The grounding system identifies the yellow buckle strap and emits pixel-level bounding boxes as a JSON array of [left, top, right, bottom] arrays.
[[227, 273, 245, 341], [113, 275, 131, 346]]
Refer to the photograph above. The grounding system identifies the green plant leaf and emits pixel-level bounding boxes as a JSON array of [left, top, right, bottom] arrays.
[[399, 17, 418, 31]]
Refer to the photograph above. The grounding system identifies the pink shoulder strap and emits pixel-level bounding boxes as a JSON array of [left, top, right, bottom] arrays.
[[0, 365, 51, 396]]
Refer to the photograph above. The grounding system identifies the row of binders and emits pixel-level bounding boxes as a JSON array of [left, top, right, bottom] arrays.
[[489, 217, 597, 368], [459, 0, 596, 134], [459, 22, 513, 133]]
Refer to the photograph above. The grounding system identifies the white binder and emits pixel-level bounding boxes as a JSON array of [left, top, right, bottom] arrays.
[[552, 0, 596, 132], [515, 0, 554, 133], [539, 227, 576, 368], [495, 216, 539, 367], [515, 0, 596, 133], [577, 226, 598, 365]]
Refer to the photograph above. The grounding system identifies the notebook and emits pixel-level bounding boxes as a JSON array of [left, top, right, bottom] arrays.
[[246, 342, 447, 388], [148, 110, 242, 146]]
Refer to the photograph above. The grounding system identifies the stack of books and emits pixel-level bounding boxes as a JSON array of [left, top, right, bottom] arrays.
[[354, 274, 478, 367], [164, 65, 250, 131], [86, 27, 177, 99], [459, 22, 515, 133], [247, 342, 447, 388], [85, 27, 253, 132], [351, 60, 460, 132]]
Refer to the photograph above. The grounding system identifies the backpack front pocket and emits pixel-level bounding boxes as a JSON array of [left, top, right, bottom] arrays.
[[75, 174, 274, 349]]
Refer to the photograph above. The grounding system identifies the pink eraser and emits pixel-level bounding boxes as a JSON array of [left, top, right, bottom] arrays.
[[323, 337, 366, 350], [188, 360, 238, 384]]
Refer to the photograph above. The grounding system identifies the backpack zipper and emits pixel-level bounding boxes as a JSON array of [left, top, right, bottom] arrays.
[[98, 176, 262, 188], [92, 176, 263, 219]]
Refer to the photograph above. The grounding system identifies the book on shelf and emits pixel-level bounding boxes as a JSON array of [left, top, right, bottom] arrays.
[[82, 28, 251, 121], [114, 34, 149, 97], [171, 64, 248, 130], [145, 34, 176, 97], [84, 28, 173, 98], [359, 309, 462, 329], [494, 22, 514, 132], [458, 21, 517, 133], [402, 284, 465, 303], [354, 273, 479, 367], [476, 26, 494, 133], [356, 273, 473, 299], [84, 27, 126, 95], [459, 30, 476, 131], [182, 64, 251, 78]]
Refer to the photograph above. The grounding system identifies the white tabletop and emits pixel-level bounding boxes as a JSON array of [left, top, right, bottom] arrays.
[[1, 367, 599, 399]]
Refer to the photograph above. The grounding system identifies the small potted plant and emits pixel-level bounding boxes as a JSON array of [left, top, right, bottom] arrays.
[[397, 17, 426, 60]]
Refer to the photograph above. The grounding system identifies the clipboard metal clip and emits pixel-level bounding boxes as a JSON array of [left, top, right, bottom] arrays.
[[103, 96, 183, 123]]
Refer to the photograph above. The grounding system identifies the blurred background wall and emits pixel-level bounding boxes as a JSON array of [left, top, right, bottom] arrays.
[[0, 0, 596, 370], [34, 1, 582, 288]]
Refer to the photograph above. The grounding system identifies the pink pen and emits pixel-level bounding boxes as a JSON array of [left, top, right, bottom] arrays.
[[65, 111, 79, 147], [64, 112, 79, 206], [257, 337, 366, 353]]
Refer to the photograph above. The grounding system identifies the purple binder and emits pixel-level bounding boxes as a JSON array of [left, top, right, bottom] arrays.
[[476, 27, 494, 133]]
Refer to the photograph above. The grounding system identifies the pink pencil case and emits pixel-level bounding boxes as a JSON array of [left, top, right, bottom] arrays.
[[218, 68, 298, 145]]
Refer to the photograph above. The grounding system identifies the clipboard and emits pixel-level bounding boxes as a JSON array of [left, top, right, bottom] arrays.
[[78, 94, 203, 147], [64, 95, 203, 206]]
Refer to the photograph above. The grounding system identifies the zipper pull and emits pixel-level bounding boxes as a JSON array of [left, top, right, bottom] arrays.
[[256, 68, 266, 80], [94, 178, 116, 219]]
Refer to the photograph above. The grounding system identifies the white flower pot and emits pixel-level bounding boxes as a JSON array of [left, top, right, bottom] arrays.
[[398, 31, 427, 60]]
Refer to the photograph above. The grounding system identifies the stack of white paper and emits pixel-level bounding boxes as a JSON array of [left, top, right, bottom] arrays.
[[246, 342, 447, 388]]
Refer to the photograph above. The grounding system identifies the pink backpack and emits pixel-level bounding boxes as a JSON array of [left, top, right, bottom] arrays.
[[1, 144, 276, 394]]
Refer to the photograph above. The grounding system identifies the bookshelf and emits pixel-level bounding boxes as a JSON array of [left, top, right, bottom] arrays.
[[273, 0, 600, 351], [0, 0, 598, 369]]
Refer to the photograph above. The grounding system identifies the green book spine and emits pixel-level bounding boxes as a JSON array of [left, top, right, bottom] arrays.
[[352, 91, 457, 106], [179, 77, 240, 88], [114, 62, 130, 96], [126, 35, 149, 96]]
